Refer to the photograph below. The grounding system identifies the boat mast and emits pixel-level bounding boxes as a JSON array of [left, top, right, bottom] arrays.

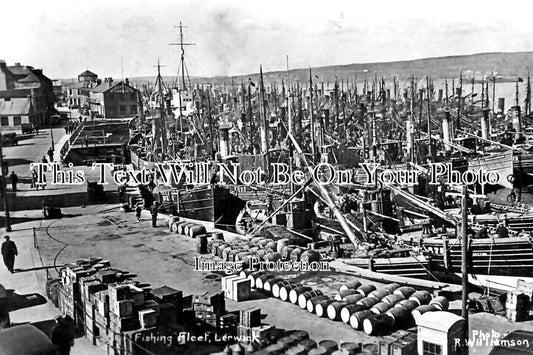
[[259, 66, 270, 171], [169, 22, 195, 132], [309, 68, 316, 163]]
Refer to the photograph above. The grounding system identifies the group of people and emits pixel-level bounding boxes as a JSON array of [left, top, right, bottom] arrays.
[[63, 120, 79, 135]]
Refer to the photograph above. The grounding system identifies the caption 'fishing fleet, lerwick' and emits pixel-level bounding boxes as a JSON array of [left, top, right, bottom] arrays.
[[5, 8, 533, 355]]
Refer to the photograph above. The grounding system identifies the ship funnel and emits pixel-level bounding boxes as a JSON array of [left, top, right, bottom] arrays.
[[481, 108, 490, 140]]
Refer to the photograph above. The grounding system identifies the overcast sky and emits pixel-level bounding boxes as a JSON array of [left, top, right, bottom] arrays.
[[2, 0, 533, 79]]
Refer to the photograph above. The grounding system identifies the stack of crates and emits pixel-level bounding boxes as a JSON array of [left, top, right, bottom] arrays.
[[237, 308, 261, 344], [192, 292, 225, 329], [219, 312, 239, 332], [149, 286, 183, 325], [221, 274, 251, 302], [506, 290, 530, 322], [378, 329, 417, 355]]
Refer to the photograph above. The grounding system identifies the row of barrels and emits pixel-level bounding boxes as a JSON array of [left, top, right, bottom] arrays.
[[210, 238, 321, 267], [227, 328, 375, 355], [244, 271, 448, 336], [167, 217, 208, 238]]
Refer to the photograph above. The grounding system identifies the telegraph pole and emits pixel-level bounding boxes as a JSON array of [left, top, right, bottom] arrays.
[[461, 185, 469, 355], [0, 134, 11, 232]]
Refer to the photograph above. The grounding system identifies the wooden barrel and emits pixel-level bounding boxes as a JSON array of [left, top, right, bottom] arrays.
[[382, 294, 405, 306], [228, 249, 242, 261], [339, 280, 361, 292], [395, 300, 419, 311], [212, 232, 224, 240], [287, 345, 307, 355], [247, 271, 266, 288], [343, 294, 364, 304], [196, 234, 209, 254], [239, 269, 256, 279], [300, 250, 321, 263], [276, 238, 289, 254], [382, 283, 401, 294], [315, 299, 335, 317], [265, 252, 282, 262], [308, 346, 329, 355], [356, 297, 379, 309], [370, 301, 392, 314], [264, 277, 284, 293], [306, 295, 330, 313], [299, 339, 317, 351], [412, 305, 438, 322], [217, 244, 228, 258], [178, 222, 194, 235], [281, 246, 295, 260], [167, 217, 180, 229], [265, 343, 286, 354], [340, 342, 362, 355], [266, 241, 277, 251], [290, 248, 304, 262], [278, 336, 298, 349], [280, 283, 303, 302], [255, 249, 266, 261], [409, 290, 432, 306], [318, 340, 338, 353], [340, 304, 365, 323], [286, 330, 309, 342], [429, 296, 450, 311], [363, 313, 394, 335], [256, 274, 276, 289], [289, 286, 313, 304], [173, 221, 188, 234], [357, 284, 376, 296], [334, 289, 357, 301], [327, 301, 348, 321], [386, 306, 411, 328], [394, 286, 416, 298], [348, 310, 374, 330], [272, 280, 293, 298], [222, 247, 233, 261], [189, 224, 206, 237], [368, 289, 390, 300], [298, 290, 323, 309], [361, 343, 378, 355], [170, 221, 182, 233], [259, 239, 272, 248]]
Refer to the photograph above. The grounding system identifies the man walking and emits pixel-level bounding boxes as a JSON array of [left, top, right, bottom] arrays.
[[9, 171, 18, 191], [1, 236, 17, 273]]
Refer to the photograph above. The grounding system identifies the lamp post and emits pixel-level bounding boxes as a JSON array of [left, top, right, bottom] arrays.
[[0, 133, 12, 232]]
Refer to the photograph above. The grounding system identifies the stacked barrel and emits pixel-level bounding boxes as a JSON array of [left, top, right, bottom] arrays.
[[167, 217, 207, 238], [243, 272, 449, 337], [209, 237, 321, 267]]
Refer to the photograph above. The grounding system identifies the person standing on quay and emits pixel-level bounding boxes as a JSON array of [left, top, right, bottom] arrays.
[[150, 202, 159, 227], [1, 236, 18, 273], [9, 171, 18, 191]]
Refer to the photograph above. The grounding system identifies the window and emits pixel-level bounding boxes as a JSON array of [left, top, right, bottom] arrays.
[[1, 117, 8, 126], [422, 341, 442, 355], [130, 105, 137, 113], [4, 98, 10, 102], [119, 105, 126, 113], [13, 116, 21, 126]]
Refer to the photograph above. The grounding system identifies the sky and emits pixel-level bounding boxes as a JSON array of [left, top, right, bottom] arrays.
[[2, 0, 533, 79]]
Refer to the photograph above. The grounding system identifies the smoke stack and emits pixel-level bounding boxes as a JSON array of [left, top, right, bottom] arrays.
[[498, 98, 505, 113], [481, 108, 490, 140], [438, 89, 443, 102]]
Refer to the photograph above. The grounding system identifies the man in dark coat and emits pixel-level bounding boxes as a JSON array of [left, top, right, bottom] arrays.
[[51, 315, 75, 355], [1, 236, 18, 273], [150, 202, 159, 227], [10, 171, 18, 191]]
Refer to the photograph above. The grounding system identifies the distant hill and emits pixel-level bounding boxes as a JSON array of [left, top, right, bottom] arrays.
[[61, 52, 533, 88]]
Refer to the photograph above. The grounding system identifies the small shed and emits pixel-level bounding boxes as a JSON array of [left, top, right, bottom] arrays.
[[417, 311, 465, 355]]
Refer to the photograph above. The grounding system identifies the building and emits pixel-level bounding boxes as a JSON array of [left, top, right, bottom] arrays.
[[65, 70, 99, 108], [0, 60, 55, 129], [88, 78, 139, 118], [417, 311, 465, 355]]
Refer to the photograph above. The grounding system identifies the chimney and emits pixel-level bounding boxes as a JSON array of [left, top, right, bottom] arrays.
[[0, 60, 5, 69], [14, 62, 21, 67], [125, 78, 129, 86], [108, 77, 113, 87]]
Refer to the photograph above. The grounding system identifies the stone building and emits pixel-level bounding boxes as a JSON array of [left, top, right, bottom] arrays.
[[88, 78, 139, 118], [0, 60, 55, 129]]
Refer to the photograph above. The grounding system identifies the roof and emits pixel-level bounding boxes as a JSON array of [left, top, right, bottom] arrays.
[[79, 70, 97, 77], [416, 311, 464, 332], [91, 81, 138, 93], [0, 99, 32, 115]]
